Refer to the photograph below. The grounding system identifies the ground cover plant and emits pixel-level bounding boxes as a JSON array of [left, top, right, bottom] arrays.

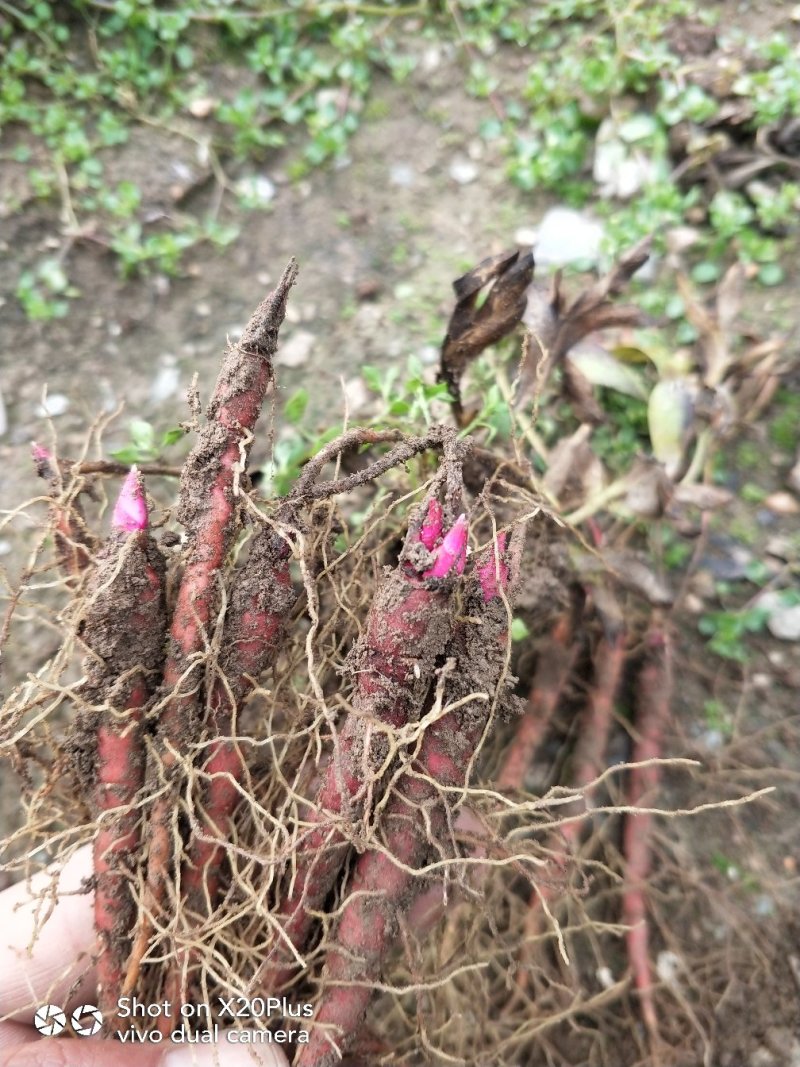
[[3, 1, 800, 317]]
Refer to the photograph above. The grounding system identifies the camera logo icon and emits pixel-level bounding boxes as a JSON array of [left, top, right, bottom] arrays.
[[71, 1004, 104, 1036], [33, 1004, 67, 1037], [33, 1003, 104, 1037]]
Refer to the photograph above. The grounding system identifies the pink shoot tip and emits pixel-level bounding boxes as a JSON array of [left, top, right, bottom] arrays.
[[113, 466, 148, 532], [31, 442, 51, 463], [476, 532, 509, 602], [419, 498, 444, 551], [423, 513, 468, 579]]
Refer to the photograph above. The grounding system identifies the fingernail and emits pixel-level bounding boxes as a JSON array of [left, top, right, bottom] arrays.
[[164, 1035, 288, 1067]]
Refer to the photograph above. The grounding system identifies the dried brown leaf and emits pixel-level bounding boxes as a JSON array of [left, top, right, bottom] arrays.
[[517, 239, 651, 409], [439, 248, 534, 420]]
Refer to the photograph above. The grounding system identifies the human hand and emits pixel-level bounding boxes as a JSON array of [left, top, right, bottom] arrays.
[[0, 847, 289, 1067]]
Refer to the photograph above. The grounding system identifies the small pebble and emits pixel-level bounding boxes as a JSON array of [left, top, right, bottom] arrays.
[[355, 277, 382, 301], [236, 175, 276, 207], [666, 226, 702, 254], [467, 139, 484, 161], [758, 591, 800, 642], [655, 950, 682, 988], [534, 207, 605, 267], [276, 329, 315, 369], [343, 376, 370, 415], [765, 535, 796, 560], [152, 274, 171, 297], [753, 894, 775, 918], [195, 301, 211, 318], [188, 96, 216, 119], [150, 364, 181, 405], [514, 226, 538, 247], [765, 491, 800, 515], [421, 44, 441, 72], [36, 393, 69, 418], [389, 162, 416, 188], [448, 157, 479, 185]]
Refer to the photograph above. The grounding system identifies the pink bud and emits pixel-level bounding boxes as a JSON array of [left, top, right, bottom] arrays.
[[476, 531, 509, 602], [31, 442, 54, 479], [423, 514, 468, 579], [113, 466, 148, 532], [419, 498, 444, 551]]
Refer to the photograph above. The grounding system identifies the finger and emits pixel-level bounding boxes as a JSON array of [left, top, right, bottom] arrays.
[[0, 1035, 290, 1067], [0, 847, 97, 1019], [0, 1023, 36, 1056]]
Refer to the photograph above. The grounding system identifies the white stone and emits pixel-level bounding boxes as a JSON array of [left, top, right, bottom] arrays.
[[765, 491, 800, 515], [389, 162, 416, 188], [342, 376, 370, 415], [150, 364, 181, 404], [533, 207, 605, 267], [276, 329, 315, 368], [236, 175, 276, 206], [188, 96, 216, 119], [36, 393, 69, 418], [655, 950, 683, 988], [449, 157, 479, 185], [758, 591, 800, 642]]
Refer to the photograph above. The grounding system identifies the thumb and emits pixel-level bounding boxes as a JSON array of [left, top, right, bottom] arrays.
[[0, 1034, 290, 1067]]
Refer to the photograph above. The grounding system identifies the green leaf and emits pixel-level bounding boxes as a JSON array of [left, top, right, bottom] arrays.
[[129, 419, 156, 451], [511, 617, 530, 643], [691, 261, 721, 284], [109, 446, 143, 464], [567, 341, 648, 399], [757, 263, 784, 287], [161, 427, 185, 447], [617, 112, 659, 143], [362, 365, 383, 393], [284, 388, 309, 425], [647, 378, 694, 477]]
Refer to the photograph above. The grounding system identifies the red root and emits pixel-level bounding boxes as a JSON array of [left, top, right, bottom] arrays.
[[516, 619, 626, 993], [184, 529, 294, 915], [258, 504, 468, 994], [623, 624, 672, 1046], [572, 627, 627, 794], [295, 529, 523, 1067], [497, 612, 576, 792], [125, 262, 297, 995], [85, 471, 166, 1016], [32, 442, 93, 581]]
